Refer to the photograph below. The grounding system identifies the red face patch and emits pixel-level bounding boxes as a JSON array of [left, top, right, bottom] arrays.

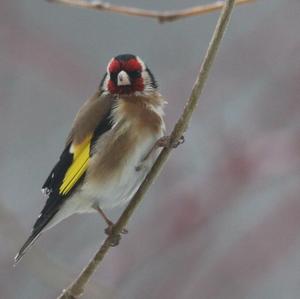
[[124, 59, 142, 72], [107, 80, 144, 95], [107, 79, 118, 94], [108, 59, 121, 73], [108, 58, 142, 74], [132, 77, 144, 92], [107, 57, 144, 95]]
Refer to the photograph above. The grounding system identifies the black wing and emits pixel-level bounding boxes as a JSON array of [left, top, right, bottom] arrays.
[[14, 108, 113, 264]]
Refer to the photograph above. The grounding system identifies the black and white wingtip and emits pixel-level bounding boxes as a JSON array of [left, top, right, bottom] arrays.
[[14, 251, 24, 266], [14, 232, 41, 266]]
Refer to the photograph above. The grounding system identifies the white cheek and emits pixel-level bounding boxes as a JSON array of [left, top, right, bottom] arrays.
[[141, 71, 152, 91], [136, 56, 146, 71], [102, 74, 110, 91], [106, 58, 115, 73], [141, 70, 147, 81]]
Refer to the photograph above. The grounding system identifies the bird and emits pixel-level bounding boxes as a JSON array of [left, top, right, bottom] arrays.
[[14, 54, 171, 264]]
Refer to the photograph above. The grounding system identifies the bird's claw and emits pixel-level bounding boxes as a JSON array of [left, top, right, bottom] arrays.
[[105, 225, 128, 247], [172, 135, 185, 148], [157, 135, 185, 149], [135, 135, 184, 173], [135, 164, 143, 172], [135, 162, 150, 172]]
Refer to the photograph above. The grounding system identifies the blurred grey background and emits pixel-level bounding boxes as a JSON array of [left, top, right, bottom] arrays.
[[1, 0, 300, 298]]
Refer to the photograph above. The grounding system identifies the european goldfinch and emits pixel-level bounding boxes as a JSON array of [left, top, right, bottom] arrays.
[[15, 54, 166, 263]]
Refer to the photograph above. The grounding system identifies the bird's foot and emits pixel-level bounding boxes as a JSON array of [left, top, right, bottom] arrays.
[[136, 135, 185, 172], [105, 224, 128, 247], [135, 162, 149, 172], [156, 135, 185, 149], [93, 204, 128, 246]]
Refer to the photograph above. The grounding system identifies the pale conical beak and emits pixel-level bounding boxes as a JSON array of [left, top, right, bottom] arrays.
[[117, 70, 131, 86]]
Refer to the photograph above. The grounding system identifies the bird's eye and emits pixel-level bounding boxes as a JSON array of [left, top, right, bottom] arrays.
[[110, 72, 118, 82], [128, 71, 141, 79]]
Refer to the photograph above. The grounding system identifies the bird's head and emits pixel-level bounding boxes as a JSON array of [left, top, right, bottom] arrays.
[[100, 54, 158, 95]]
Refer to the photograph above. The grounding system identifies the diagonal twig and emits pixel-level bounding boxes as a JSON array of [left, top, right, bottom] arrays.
[[47, 0, 253, 23], [56, 0, 237, 298]]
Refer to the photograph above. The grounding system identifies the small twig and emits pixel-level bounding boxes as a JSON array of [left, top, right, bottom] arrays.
[[56, 0, 236, 298], [47, 0, 253, 23]]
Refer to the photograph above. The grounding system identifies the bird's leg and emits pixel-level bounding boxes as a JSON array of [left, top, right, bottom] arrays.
[[156, 135, 185, 149], [136, 135, 184, 171], [93, 204, 128, 246], [94, 204, 113, 228]]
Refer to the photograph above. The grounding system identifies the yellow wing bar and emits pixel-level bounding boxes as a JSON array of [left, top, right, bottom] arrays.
[[59, 134, 92, 195]]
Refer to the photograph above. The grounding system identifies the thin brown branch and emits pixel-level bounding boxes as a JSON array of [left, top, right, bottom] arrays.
[[56, 0, 236, 298], [47, 0, 253, 23]]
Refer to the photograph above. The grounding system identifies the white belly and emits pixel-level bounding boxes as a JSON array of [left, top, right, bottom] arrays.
[[81, 131, 162, 209]]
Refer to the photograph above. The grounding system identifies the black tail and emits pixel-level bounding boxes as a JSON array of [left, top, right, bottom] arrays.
[[14, 229, 42, 265], [14, 193, 63, 265]]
